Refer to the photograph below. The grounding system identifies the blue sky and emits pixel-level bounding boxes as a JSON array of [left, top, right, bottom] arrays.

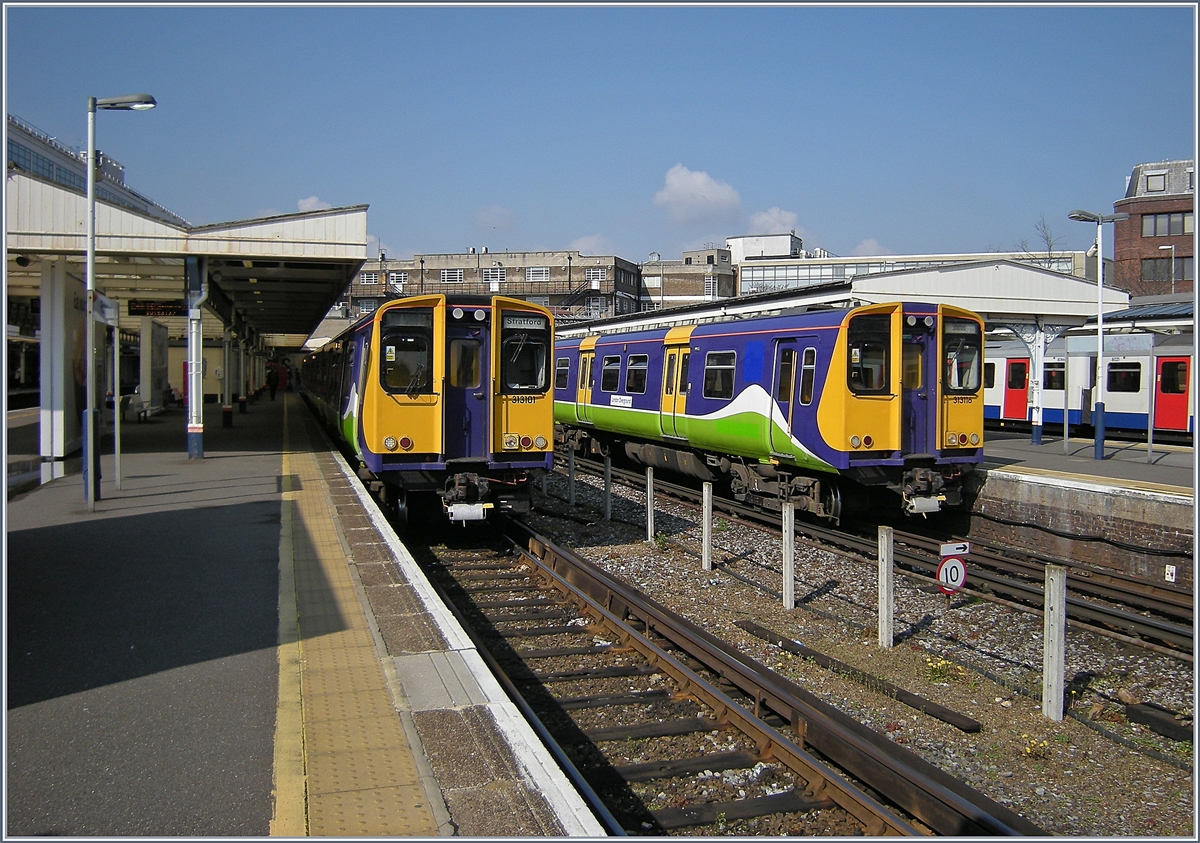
[[4, 4, 1195, 264]]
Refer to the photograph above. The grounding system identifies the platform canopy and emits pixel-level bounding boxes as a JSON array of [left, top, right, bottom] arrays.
[[556, 259, 1131, 338], [6, 171, 367, 348]]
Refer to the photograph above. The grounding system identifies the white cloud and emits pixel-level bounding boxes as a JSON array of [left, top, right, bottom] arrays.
[[653, 164, 741, 223], [568, 234, 613, 255], [298, 196, 332, 212], [851, 238, 893, 256], [748, 207, 800, 235], [474, 205, 516, 232]]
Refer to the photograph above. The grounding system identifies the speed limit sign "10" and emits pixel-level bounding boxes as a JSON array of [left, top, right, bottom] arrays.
[[936, 556, 967, 595]]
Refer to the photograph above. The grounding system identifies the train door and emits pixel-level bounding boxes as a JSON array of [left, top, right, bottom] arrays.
[[901, 317, 936, 454], [577, 350, 595, 424], [444, 315, 489, 460], [1002, 358, 1030, 420], [1154, 357, 1191, 431], [769, 339, 801, 453], [659, 329, 692, 438]]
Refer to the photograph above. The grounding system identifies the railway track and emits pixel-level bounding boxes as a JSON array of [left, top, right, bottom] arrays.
[[406, 521, 1046, 836], [560, 453, 1193, 659]]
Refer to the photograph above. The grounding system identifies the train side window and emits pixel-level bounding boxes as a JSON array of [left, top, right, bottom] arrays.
[[600, 356, 621, 392], [625, 354, 649, 394], [554, 357, 570, 391], [679, 353, 690, 394], [942, 317, 982, 393], [847, 314, 890, 394], [902, 341, 924, 390], [1044, 362, 1064, 390], [664, 354, 676, 396], [984, 362, 995, 389], [800, 348, 817, 405], [775, 348, 795, 403], [703, 351, 736, 400], [1107, 362, 1141, 393], [449, 339, 480, 388], [500, 314, 550, 392], [1160, 361, 1189, 394]]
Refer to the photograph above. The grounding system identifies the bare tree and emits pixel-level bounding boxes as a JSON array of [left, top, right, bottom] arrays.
[[1015, 213, 1066, 269]]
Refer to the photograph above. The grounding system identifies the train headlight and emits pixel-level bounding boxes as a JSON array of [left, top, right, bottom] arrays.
[[503, 433, 519, 450], [534, 435, 548, 449], [399, 436, 414, 451], [452, 307, 464, 320], [850, 435, 861, 448], [970, 433, 980, 445], [947, 432, 958, 446], [384, 436, 398, 451], [474, 309, 486, 321]]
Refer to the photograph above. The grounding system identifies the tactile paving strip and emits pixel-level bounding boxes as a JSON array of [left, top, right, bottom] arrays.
[[273, 399, 440, 837]]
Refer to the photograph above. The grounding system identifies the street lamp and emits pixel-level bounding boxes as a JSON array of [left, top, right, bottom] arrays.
[[649, 252, 662, 310], [1159, 244, 1176, 294], [1067, 209, 1129, 460], [85, 93, 156, 510]]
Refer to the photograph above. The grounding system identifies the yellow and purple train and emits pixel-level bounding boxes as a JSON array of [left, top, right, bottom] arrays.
[[302, 294, 555, 523], [553, 301, 985, 520]]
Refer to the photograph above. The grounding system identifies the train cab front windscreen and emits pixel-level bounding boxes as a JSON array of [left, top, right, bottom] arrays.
[[942, 317, 982, 394], [379, 309, 434, 395], [499, 313, 550, 393]]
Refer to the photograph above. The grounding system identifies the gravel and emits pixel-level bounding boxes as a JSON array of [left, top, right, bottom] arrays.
[[525, 470, 1195, 836]]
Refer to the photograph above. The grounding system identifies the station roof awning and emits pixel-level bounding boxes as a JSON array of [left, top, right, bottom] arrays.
[[6, 172, 367, 348]]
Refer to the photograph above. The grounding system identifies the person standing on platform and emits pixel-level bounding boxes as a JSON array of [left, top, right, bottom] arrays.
[[266, 366, 279, 400]]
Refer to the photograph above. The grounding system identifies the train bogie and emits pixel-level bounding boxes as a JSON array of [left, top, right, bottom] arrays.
[[303, 295, 554, 523], [554, 301, 985, 519]]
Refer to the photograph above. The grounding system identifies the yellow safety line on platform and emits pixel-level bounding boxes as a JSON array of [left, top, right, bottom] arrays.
[[271, 395, 440, 837], [271, 399, 308, 835]]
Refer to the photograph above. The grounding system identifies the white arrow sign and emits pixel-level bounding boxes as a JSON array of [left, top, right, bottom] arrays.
[[940, 541, 970, 557]]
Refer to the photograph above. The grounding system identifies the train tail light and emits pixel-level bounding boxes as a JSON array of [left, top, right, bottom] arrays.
[[520, 436, 533, 449], [398, 436, 413, 451]]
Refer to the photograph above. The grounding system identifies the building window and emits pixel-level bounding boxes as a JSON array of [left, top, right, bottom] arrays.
[[1141, 257, 1193, 283], [1141, 212, 1193, 237], [440, 268, 463, 284], [526, 266, 550, 283], [585, 296, 605, 317], [388, 271, 408, 284], [585, 267, 607, 282], [1146, 172, 1167, 192], [360, 272, 380, 284], [704, 276, 718, 299], [528, 296, 550, 307], [483, 266, 506, 284], [685, 257, 693, 265], [706, 255, 714, 265]]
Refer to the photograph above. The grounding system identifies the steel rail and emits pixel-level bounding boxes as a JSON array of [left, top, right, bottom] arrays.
[[510, 520, 1047, 836]]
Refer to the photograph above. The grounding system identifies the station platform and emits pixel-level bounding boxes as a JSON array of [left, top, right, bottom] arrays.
[[5, 393, 604, 837]]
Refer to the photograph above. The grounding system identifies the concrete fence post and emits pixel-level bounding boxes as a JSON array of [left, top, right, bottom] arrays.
[[1042, 564, 1068, 721], [878, 525, 894, 649]]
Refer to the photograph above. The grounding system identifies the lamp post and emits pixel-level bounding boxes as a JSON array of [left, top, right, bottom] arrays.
[[85, 93, 156, 511], [1159, 243, 1176, 294], [649, 252, 662, 310], [1068, 209, 1129, 460]]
